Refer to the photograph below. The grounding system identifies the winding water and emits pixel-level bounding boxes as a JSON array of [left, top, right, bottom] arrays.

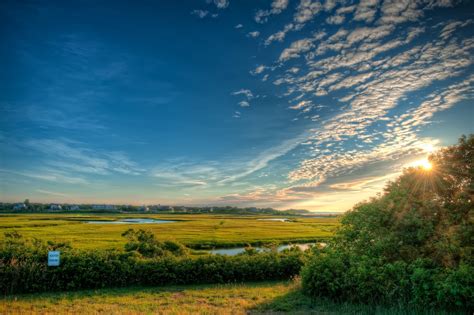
[[208, 243, 321, 255]]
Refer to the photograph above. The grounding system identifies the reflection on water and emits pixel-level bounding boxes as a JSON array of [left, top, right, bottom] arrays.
[[86, 218, 176, 224], [208, 243, 326, 256]]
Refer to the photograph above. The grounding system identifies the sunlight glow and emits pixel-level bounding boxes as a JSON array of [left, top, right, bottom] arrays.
[[420, 143, 436, 153], [411, 159, 433, 171]]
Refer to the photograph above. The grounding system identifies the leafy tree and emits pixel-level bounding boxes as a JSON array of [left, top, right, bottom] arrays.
[[302, 135, 474, 310]]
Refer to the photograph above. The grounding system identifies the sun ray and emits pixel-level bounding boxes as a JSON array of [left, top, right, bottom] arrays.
[[409, 158, 433, 171]]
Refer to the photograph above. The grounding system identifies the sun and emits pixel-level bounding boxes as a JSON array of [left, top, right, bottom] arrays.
[[411, 159, 433, 171], [420, 160, 432, 171]]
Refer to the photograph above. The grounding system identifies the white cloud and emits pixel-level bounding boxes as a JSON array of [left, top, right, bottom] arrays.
[[378, 0, 420, 24], [326, 14, 345, 24], [235, 24, 243, 29], [213, 0, 229, 9], [247, 31, 260, 38], [191, 10, 210, 18], [264, 24, 295, 45], [251, 65, 267, 75], [394, 75, 474, 130], [336, 4, 356, 14], [287, 67, 300, 74], [346, 25, 395, 46], [439, 19, 473, 39], [231, 89, 254, 99], [294, 0, 323, 23], [289, 100, 312, 110], [279, 38, 314, 62], [239, 100, 250, 107], [255, 0, 289, 23], [264, 0, 327, 45], [353, 0, 379, 23]]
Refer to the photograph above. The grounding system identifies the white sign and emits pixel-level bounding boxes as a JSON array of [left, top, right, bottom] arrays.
[[48, 251, 60, 266]]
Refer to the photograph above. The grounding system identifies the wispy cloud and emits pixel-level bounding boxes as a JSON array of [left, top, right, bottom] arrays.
[[250, 65, 267, 75], [247, 31, 260, 38], [231, 89, 254, 99], [36, 189, 68, 197], [211, 0, 229, 9], [23, 138, 144, 176], [0, 168, 89, 185], [150, 130, 308, 193], [328, 173, 401, 192], [218, 131, 308, 184], [191, 10, 211, 19], [279, 39, 314, 62], [255, 0, 289, 24], [26, 106, 107, 131], [231, 89, 254, 108]]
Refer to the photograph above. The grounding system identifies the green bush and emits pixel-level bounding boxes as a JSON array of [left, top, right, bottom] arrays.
[[122, 229, 188, 258], [0, 233, 307, 294], [302, 135, 474, 311]]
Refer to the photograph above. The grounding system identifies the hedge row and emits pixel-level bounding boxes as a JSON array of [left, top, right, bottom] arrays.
[[1, 249, 306, 294]]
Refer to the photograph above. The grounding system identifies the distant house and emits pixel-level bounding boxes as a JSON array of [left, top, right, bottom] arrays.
[[138, 206, 150, 212], [49, 204, 62, 211], [68, 205, 80, 211], [13, 203, 27, 210]]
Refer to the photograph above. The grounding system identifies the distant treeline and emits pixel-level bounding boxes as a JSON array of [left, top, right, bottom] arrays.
[[0, 203, 316, 216]]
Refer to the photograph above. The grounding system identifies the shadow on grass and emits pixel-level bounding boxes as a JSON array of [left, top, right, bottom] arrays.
[[2, 282, 468, 315], [250, 287, 467, 315]]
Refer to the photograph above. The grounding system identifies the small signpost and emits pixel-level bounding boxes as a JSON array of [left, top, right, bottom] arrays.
[[48, 251, 60, 267]]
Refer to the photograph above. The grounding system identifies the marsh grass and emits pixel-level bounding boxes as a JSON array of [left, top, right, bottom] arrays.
[[0, 213, 338, 250]]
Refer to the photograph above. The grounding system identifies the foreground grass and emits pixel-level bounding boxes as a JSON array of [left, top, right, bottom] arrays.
[[0, 281, 462, 315], [0, 213, 338, 250]]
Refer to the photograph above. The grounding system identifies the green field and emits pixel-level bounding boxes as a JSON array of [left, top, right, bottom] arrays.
[[0, 213, 338, 250], [1, 280, 455, 315]]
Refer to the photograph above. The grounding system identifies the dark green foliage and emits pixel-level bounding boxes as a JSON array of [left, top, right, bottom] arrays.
[[302, 135, 474, 311], [122, 229, 188, 258], [0, 232, 307, 294]]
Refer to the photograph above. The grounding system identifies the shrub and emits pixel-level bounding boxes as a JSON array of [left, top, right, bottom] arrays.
[[0, 233, 307, 294], [122, 229, 188, 258]]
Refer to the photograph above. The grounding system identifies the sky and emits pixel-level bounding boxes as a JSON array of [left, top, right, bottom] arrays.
[[0, 0, 473, 212]]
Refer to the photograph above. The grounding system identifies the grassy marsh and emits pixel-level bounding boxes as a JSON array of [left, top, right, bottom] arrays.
[[0, 213, 338, 250]]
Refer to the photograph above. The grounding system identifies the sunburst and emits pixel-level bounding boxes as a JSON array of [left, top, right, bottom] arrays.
[[410, 159, 433, 171]]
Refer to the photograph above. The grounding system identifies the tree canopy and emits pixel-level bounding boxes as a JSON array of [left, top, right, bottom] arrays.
[[302, 135, 473, 310]]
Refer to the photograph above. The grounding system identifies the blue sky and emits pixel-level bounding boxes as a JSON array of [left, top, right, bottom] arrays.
[[1, 0, 473, 211]]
